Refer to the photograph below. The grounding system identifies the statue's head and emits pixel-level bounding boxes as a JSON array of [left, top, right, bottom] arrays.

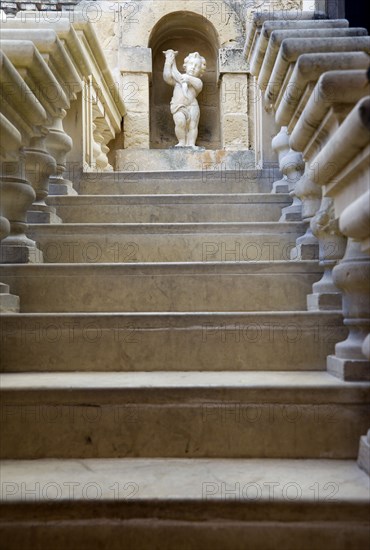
[[183, 52, 206, 77]]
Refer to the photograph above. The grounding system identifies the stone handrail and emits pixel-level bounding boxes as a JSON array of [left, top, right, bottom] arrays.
[[265, 36, 370, 109], [251, 18, 349, 78], [275, 50, 369, 129], [290, 69, 370, 155], [258, 26, 363, 90]]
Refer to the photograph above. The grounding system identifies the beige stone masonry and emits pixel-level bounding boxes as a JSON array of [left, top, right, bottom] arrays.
[[221, 73, 249, 150], [121, 73, 150, 149]]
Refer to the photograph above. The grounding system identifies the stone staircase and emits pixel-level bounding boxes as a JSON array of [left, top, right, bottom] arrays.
[[1, 168, 369, 548]]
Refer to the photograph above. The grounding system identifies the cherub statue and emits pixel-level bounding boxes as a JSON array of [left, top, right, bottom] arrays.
[[163, 49, 206, 147]]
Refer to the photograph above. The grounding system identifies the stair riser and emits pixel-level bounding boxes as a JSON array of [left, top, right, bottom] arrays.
[[0, 267, 322, 312], [0, 521, 369, 550], [0, 315, 347, 372], [50, 203, 290, 224], [1, 398, 368, 459], [77, 170, 279, 194], [78, 178, 275, 195], [27, 233, 304, 263]]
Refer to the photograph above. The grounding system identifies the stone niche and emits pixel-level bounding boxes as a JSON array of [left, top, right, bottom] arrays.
[[149, 11, 220, 149], [111, 0, 253, 169]]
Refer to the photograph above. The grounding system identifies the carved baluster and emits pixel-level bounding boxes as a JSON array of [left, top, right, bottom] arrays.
[[307, 197, 347, 310], [46, 109, 76, 196], [327, 239, 370, 381]]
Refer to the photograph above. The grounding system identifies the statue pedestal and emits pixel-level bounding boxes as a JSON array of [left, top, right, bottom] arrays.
[[116, 149, 255, 172]]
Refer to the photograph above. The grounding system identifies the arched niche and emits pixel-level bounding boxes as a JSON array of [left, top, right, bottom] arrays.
[[149, 11, 220, 149]]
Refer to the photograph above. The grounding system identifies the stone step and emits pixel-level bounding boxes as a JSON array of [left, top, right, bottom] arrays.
[[0, 458, 368, 549], [1, 371, 369, 459], [27, 222, 306, 263], [46, 194, 291, 223], [0, 261, 323, 313], [0, 311, 346, 372], [76, 169, 279, 195]]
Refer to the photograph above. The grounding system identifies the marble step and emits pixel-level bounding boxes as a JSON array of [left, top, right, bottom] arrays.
[[0, 261, 323, 313], [27, 222, 306, 263], [76, 169, 280, 195], [0, 458, 368, 549], [46, 194, 292, 223], [1, 371, 369, 459], [0, 311, 347, 372]]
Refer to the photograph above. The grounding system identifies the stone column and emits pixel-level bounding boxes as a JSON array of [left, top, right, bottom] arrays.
[[220, 73, 249, 151], [119, 47, 152, 150]]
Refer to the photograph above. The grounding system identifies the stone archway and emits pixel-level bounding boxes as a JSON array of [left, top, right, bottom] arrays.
[[149, 11, 220, 149]]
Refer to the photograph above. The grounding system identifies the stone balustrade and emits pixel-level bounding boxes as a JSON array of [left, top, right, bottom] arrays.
[[0, 112, 20, 311], [0, 49, 45, 263], [311, 95, 370, 474], [0, 38, 70, 215], [251, 18, 348, 83], [2, 11, 125, 180], [0, 27, 81, 199], [245, 12, 370, 476], [312, 97, 370, 380], [258, 24, 359, 91], [0, 9, 126, 265], [311, 96, 370, 383], [247, 22, 370, 259], [244, 10, 326, 168], [288, 70, 370, 310], [247, 18, 359, 227], [265, 36, 370, 109]]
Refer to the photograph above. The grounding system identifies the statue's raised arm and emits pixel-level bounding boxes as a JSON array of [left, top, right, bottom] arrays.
[[163, 49, 182, 86], [163, 51, 206, 148]]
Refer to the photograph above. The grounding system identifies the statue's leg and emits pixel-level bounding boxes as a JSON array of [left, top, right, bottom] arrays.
[[187, 106, 200, 146], [173, 112, 186, 146]]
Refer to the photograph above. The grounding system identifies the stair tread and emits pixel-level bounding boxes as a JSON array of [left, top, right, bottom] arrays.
[[2, 371, 369, 393], [28, 221, 305, 231], [47, 193, 290, 202], [0, 260, 321, 270], [1, 458, 368, 505]]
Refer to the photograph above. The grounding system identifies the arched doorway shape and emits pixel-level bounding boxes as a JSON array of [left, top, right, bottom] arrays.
[[149, 11, 220, 149]]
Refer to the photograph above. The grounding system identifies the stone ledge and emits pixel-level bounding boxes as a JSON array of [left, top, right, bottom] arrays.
[[116, 149, 255, 172]]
